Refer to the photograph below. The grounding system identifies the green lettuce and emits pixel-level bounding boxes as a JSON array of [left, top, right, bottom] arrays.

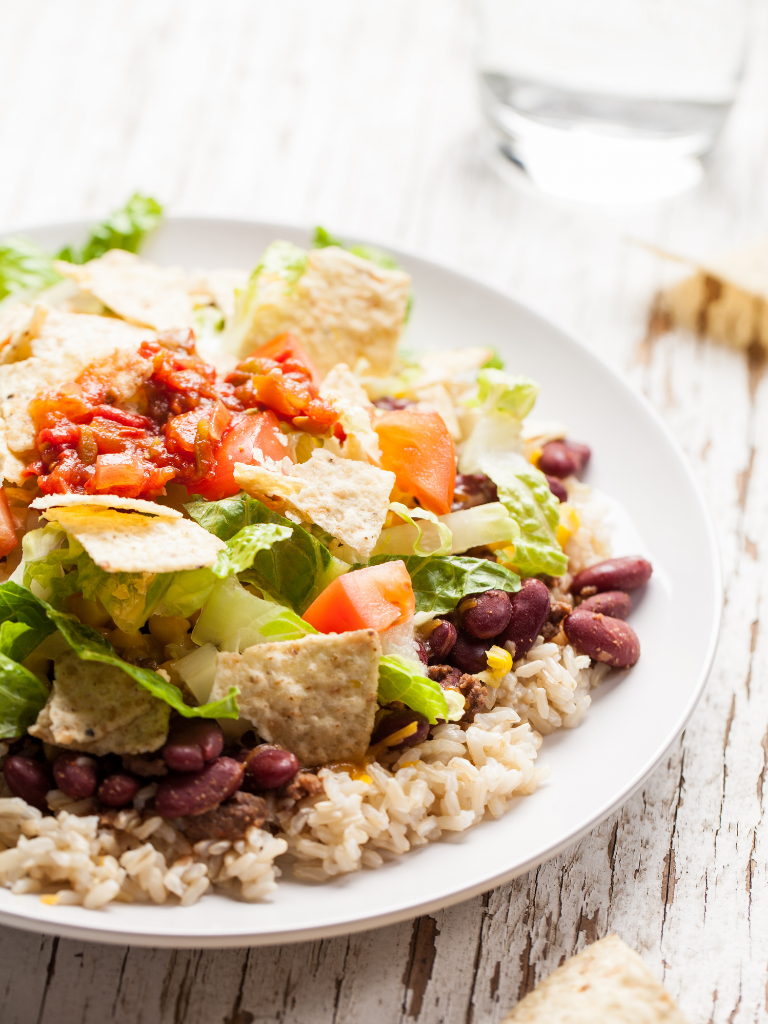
[[192, 576, 317, 652], [0, 238, 62, 302], [0, 582, 238, 720], [186, 494, 347, 612], [0, 580, 57, 660], [377, 655, 449, 724], [368, 554, 520, 615], [472, 369, 539, 418], [486, 454, 567, 577], [56, 193, 163, 264], [0, 653, 50, 740]]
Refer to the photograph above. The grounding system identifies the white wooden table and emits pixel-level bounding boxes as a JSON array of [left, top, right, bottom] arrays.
[[0, 1, 767, 1020]]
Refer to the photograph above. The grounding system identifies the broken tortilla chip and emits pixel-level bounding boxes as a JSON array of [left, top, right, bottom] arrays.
[[211, 629, 381, 766], [55, 250, 195, 332], [29, 652, 170, 756], [31, 494, 182, 518], [41, 506, 225, 574]]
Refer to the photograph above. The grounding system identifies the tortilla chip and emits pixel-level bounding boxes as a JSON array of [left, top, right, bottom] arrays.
[[227, 246, 410, 375], [55, 250, 195, 332], [319, 362, 373, 408], [211, 629, 381, 766], [29, 652, 169, 756], [502, 935, 689, 1023], [30, 494, 182, 518], [41, 506, 225, 573], [0, 309, 154, 479], [190, 268, 249, 323]]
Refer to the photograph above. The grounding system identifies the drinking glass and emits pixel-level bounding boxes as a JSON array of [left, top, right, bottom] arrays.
[[476, 0, 750, 203]]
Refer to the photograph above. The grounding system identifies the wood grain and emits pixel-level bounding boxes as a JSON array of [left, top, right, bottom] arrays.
[[0, 0, 767, 1020]]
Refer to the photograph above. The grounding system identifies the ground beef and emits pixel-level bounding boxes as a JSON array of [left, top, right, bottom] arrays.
[[462, 546, 498, 563], [548, 599, 573, 625], [428, 665, 487, 722], [122, 753, 167, 778], [182, 791, 269, 843], [282, 772, 324, 801]]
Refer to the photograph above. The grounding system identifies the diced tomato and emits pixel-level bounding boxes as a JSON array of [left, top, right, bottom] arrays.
[[194, 410, 288, 501], [303, 561, 415, 634], [374, 410, 456, 515], [0, 488, 18, 558], [250, 332, 320, 385]]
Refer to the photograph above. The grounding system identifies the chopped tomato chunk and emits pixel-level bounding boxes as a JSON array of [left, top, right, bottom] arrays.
[[0, 488, 18, 558], [303, 561, 415, 634], [374, 410, 455, 515], [194, 411, 288, 501]]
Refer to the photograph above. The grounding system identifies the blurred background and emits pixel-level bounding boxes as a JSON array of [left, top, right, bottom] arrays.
[[1, 2, 768, 1022]]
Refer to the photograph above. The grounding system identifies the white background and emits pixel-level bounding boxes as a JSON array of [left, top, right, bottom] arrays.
[[0, 1, 767, 1021]]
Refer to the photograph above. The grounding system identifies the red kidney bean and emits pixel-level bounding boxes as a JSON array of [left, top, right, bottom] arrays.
[[3, 756, 52, 811], [571, 556, 652, 595], [457, 589, 512, 640], [448, 631, 491, 674], [497, 578, 551, 660], [53, 752, 98, 800], [242, 746, 300, 791], [546, 475, 568, 503], [565, 440, 591, 471], [563, 611, 640, 668], [538, 441, 578, 478], [98, 774, 141, 808], [156, 757, 244, 817], [415, 639, 429, 665], [424, 619, 457, 664], [578, 590, 632, 619], [371, 710, 429, 749], [162, 719, 224, 772], [451, 473, 499, 510]]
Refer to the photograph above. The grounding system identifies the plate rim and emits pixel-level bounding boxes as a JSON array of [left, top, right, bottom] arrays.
[[0, 214, 723, 948]]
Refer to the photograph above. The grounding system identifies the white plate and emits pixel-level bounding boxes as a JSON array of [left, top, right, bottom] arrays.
[[0, 217, 721, 947]]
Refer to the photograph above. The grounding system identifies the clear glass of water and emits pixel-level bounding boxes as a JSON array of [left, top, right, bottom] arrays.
[[476, 0, 750, 203]]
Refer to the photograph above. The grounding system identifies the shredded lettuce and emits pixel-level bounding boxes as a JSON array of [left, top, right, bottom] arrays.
[[368, 554, 520, 615], [471, 369, 539, 418], [377, 655, 449, 724], [56, 193, 164, 264], [374, 502, 519, 558], [486, 454, 568, 577], [186, 494, 347, 613], [373, 502, 452, 558], [460, 371, 540, 476], [0, 580, 57, 659], [0, 653, 50, 740]]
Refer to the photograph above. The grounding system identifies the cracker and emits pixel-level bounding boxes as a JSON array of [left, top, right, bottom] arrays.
[[41, 506, 225, 574], [211, 629, 381, 766], [29, 652, 170, 756], [31, 494, 182, 517], [55, 250, 195, 331], [502, 935, 689, 1023], [227, 246, 410, 375]]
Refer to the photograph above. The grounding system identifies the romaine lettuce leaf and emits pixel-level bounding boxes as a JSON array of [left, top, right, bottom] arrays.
[[472, 369, 539, 418], [368, 554, 520, 615], [191, 576, 317, 652], [485, 454, 568, 577], [377, 655, 449, 724], [0, 653, 50, 740], [212, 523, 292, 578], [56, 193, 163, 264], [373, 502, 452, 558], [0, 238, 62, 302], [0, 580, 56, 659], [186, 494, 347, 612]]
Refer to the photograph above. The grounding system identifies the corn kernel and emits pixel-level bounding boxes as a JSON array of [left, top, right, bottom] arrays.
[[556, 502, 580, 547], [486, 644, 513, 681], [529, 447, 542, 467]]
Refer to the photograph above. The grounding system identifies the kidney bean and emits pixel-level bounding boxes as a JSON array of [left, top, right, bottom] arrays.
[[497, 578, 551, 660], [98, 773, 141, 808], [156, 757, 244, 817], [578, 590, 632, 620], [424, 619, 457, 664], [563, 611, 640, 668], [451, 473, 499, 511], [373, 396, 414, 411], [371, 709, 429, 749], [546, 475, 568, 503], [538, 441, 578, 478], [565, 440, 591, 471], [242, 746, 300, 791], [3, 756, 52, 811], [448, 631, 491, 674], [415, 639, 429, 665], [53, 752, 98, 800], [571, 556, 652, 595], [457, 590, 512, 640], [162, 719, 224, 772]]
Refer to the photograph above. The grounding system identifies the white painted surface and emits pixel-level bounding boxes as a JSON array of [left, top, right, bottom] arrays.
[[0, 0, 766, 1020]]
